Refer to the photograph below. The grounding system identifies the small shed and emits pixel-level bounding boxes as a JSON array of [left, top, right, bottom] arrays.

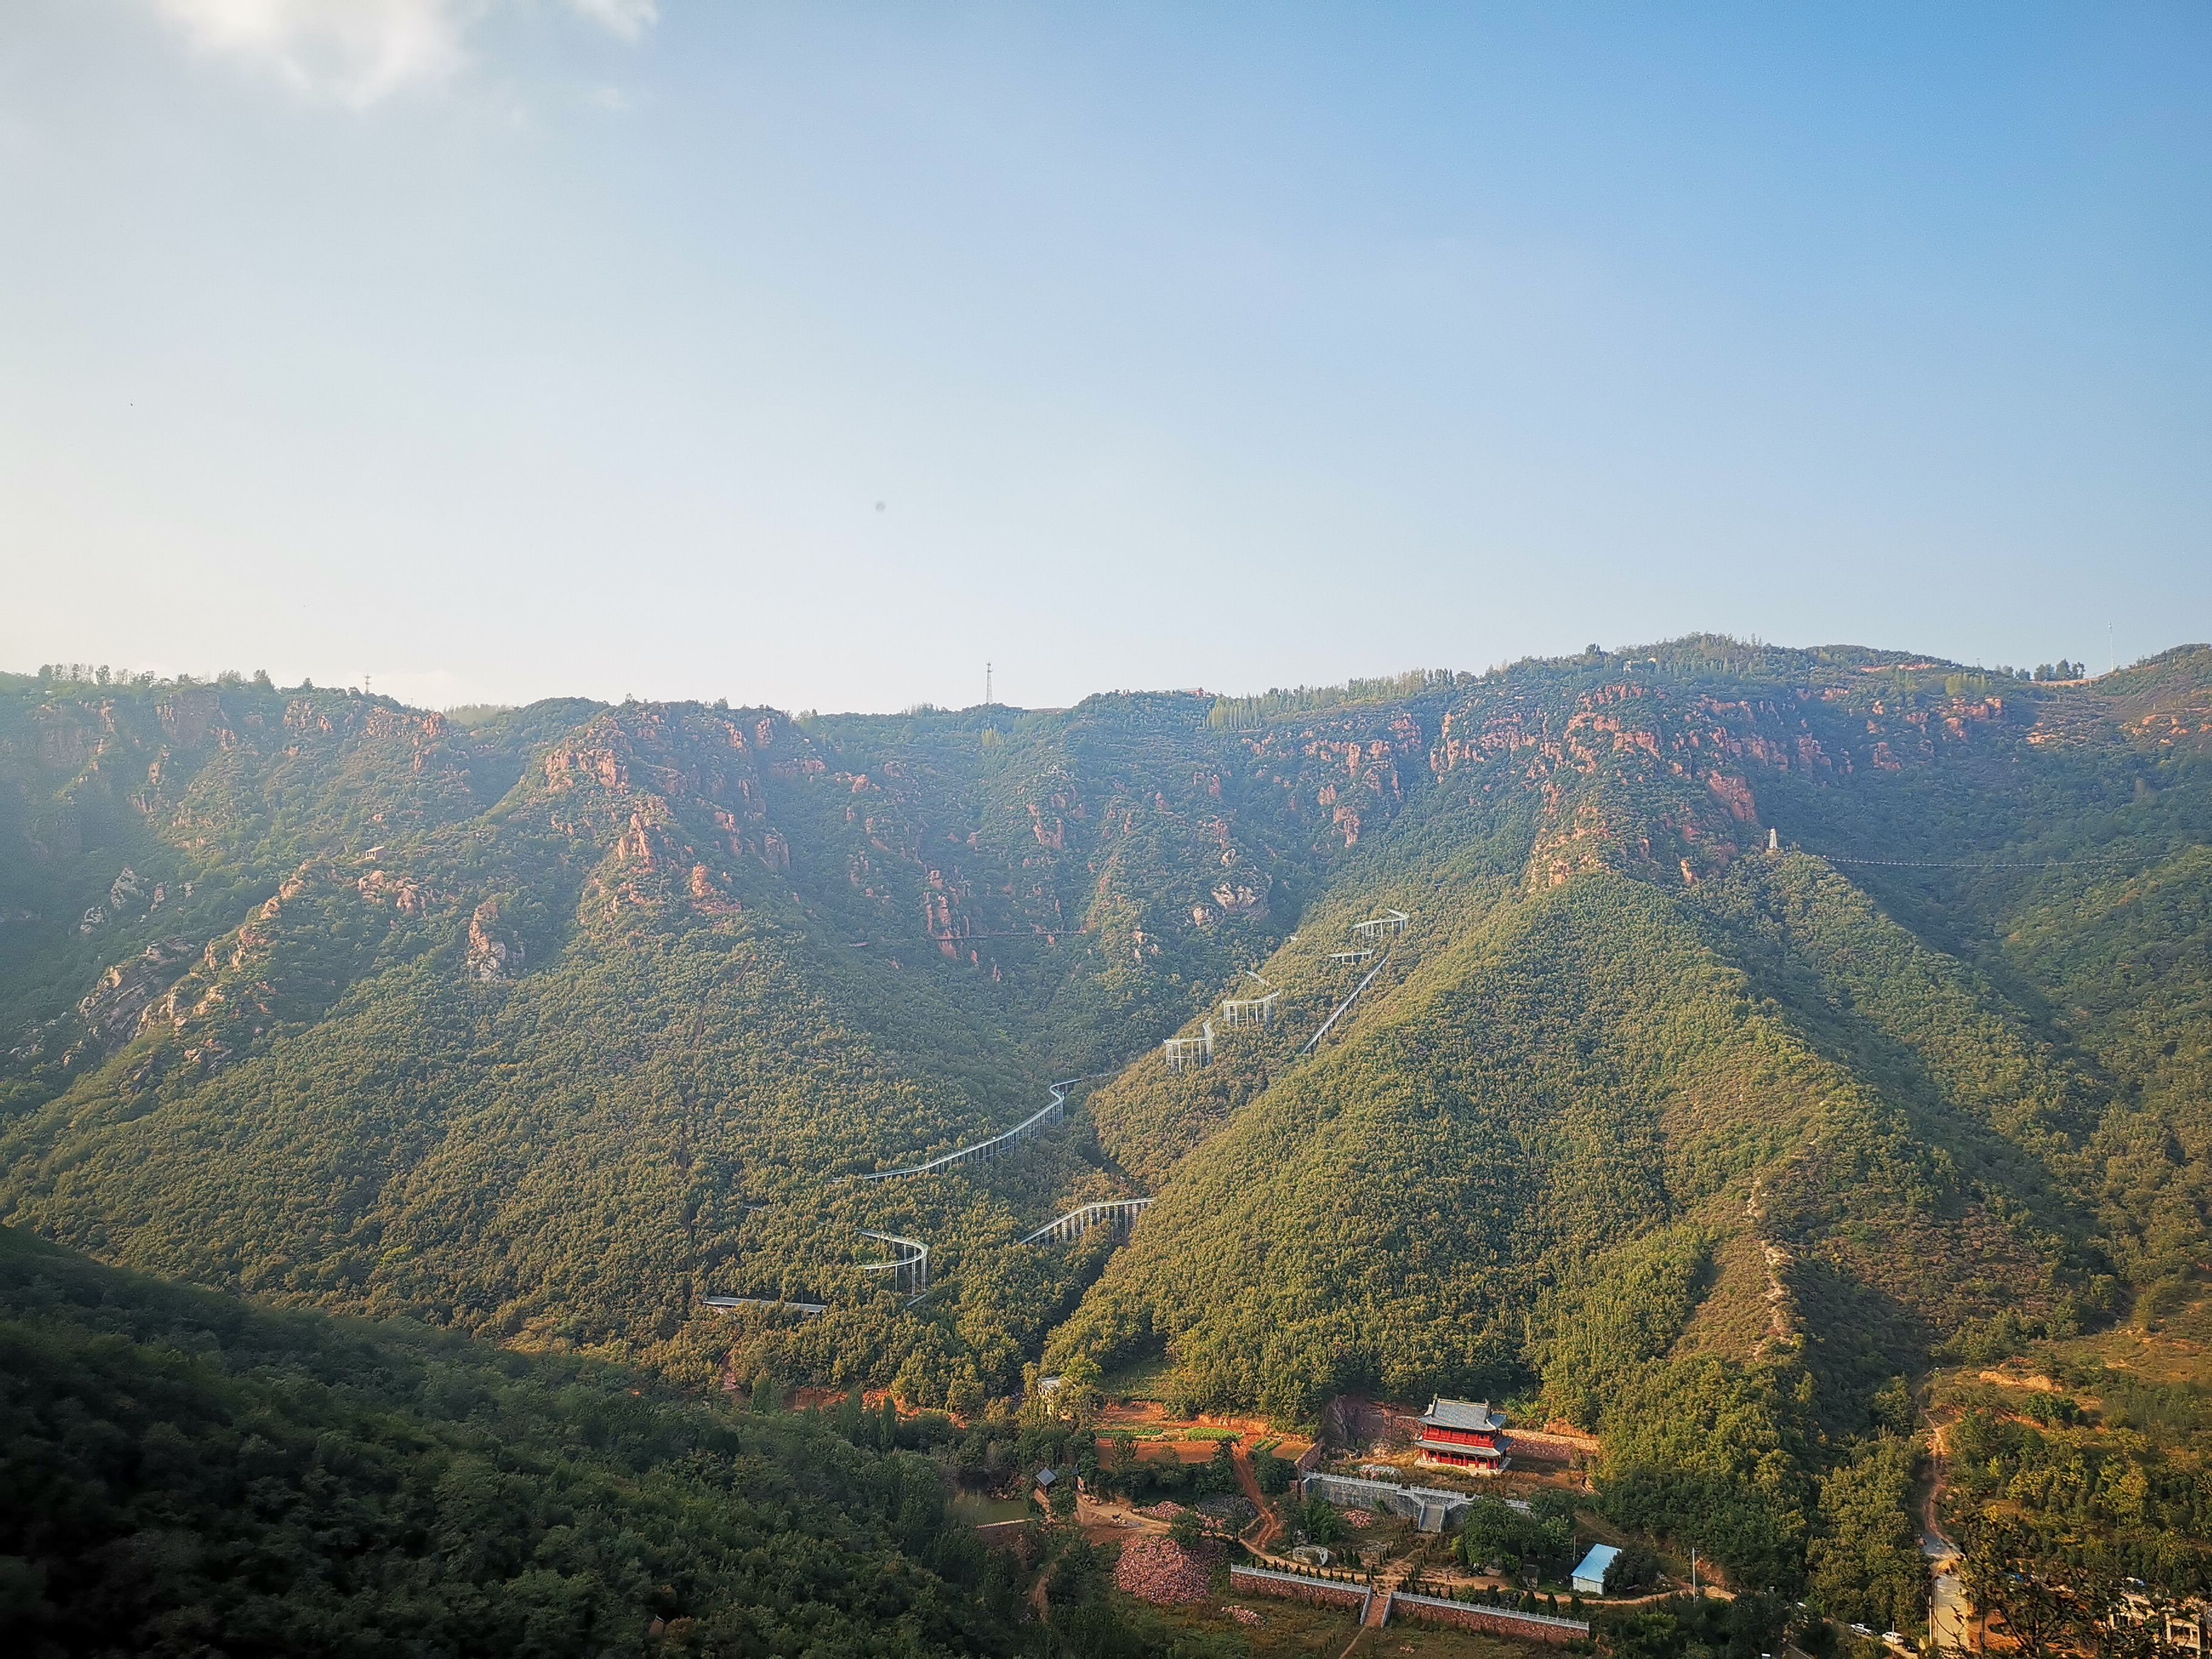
[[1572, 1544, 1621, 1597], [1034, 1466, 1059, 1499]]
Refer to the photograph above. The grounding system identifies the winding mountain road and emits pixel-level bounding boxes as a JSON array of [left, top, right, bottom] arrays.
[[1923, 1415, 1973, 1655]]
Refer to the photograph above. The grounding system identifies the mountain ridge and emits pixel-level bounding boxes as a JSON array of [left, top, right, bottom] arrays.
[[3, 637, 2208, 1605]]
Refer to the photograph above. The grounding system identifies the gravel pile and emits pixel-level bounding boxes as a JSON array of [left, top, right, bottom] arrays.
[[1113, 1537, 1216, 1606], [1227, 1607, 1264, 1626], [1134, 1501, 1187, 1521]]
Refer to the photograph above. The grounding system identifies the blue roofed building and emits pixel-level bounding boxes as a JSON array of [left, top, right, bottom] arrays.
[[1572, 1544, 1621, 1597]]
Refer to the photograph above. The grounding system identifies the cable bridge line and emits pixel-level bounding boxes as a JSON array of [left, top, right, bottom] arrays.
[[924, 927, 1099, 940], [853, 1074, 1111, 1181], [1019, 1198, 1153, 1246], [1302, 951, 1391, 1056], [1822, 854, 2154, 870]]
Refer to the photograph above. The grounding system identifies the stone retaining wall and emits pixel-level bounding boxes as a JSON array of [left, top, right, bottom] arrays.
[[1386, 1589, 1589, 1646], [1228, 1565, 1372, 1621], [1299, 1472, 1472, 1533]]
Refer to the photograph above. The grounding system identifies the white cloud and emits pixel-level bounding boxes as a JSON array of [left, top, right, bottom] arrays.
[[568, 0, 657, 43], [155, 0, 474, 104], [152, 0, 656, 107]]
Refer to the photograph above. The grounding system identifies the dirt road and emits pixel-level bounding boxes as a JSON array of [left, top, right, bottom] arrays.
[[1921, 1419, 1960, 1560], [1922, 1413, 1973, 1654], [1232, 1445, 1287, 1552]]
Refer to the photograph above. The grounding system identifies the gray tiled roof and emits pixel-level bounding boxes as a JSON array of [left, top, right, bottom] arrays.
[[1419, 1397, 1505, 1432]]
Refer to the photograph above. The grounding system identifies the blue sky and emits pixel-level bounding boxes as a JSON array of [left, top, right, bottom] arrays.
[[3, 2, 2206, 712]]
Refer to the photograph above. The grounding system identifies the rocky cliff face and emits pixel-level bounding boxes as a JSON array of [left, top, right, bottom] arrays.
[[0, 643, 2204, 1450], [46, 936, 199, 1067], [1425, 669, 2038, 893]]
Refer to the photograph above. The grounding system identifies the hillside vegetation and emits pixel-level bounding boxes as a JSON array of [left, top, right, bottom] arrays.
[[0, 1223, 1020, 1658], [3, 640, 2209, 1615]]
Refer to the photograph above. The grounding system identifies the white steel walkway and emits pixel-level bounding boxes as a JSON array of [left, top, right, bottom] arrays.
[[1019, 1197, 1153, 1245]]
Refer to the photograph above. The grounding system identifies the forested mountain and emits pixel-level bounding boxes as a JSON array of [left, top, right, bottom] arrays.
[[0, 668, 1415, 1407], [0, 1222, 1022, 1657], [2, 640, 2208, 1609]]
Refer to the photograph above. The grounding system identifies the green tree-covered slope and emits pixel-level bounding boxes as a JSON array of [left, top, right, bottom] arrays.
[[2, 642, 2208, 1609], [0, 1222, 1019, 1658], [1044, 641, 2210, 1604], [0, 670, 1423, 1405]]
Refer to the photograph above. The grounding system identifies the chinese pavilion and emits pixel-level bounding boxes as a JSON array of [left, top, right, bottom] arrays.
[[1414, 1398, 1509, 1473]]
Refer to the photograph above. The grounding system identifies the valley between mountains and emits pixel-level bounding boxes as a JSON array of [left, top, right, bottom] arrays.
[[4, 637, 2210, 1629]]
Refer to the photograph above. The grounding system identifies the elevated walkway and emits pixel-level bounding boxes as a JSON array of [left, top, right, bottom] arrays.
[[1019, 1198, 1153, 1245], [857, 1229, 928, 1295], [1302, 953, 1389, 1054], [702, 1295, 828, 1316], [854, 1074, 1105, 1179]]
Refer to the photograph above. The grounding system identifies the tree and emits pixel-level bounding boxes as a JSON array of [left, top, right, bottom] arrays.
[[1963, 1519, 2093, 1659], [1057, 1354, 1105, 1428], [1298, 1496, 1344, 1546], [1807, 1436, 1926, 1633], [1108, 1432, 1138, 1475], [837, 1388, 866, 1444], [1605, 1545, 1661, 1594], [1201, 1436, 1238, 1496], [1021, 1362, 1051, 1428], [1458, 1495, 1570, 1580]]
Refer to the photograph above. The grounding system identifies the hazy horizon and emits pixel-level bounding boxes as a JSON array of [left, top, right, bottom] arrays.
[[13, 625, 2177, 722]]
